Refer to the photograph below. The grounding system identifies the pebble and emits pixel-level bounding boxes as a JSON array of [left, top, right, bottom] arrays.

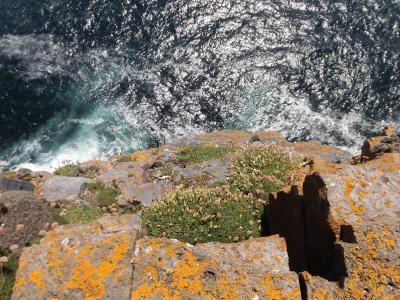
[[0, 256, 8, 264], [16, 224, 25, 231], [39, 230, 47, 236], [10, 244, 19, 252], [51, 222, 59, 229]]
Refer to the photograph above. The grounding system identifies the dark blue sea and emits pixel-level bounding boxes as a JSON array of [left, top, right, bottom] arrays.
[[0, 0, 399, 170]]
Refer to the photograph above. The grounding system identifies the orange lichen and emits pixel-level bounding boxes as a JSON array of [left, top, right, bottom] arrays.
[[131, 239, 298, 300], [65, 234, 130, 299], [13, 277, 27, 290], [261, 274, 300, 300], [129, 150, 154, 163], [348, 198, 365, 215], [28, 270, 46, 289]]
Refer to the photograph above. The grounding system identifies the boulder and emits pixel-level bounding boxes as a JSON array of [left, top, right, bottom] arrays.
[[361, 131, 400, 161], [12, 214, 144, 300], [42, 176, 88, 202], [0, 191, 54, 249], [0, 176, 35, 192]]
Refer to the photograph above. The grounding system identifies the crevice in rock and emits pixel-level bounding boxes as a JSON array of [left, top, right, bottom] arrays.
[[298, 273, 308, 300], [263, 172, 348, 287]]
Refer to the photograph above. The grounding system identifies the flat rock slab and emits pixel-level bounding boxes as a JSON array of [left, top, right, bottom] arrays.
[[292, 141, 353, 164], [180, 159, 231, 185], [0, 176, 35, 192], [42, 176, 88, 202], [14, 230, 300, 300], [0, 191, 54, 249], [12, 215, 144, 300], [131, 236, 301, 299]]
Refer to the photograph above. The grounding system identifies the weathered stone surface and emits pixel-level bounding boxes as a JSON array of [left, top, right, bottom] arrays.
[[0, 176, 35, 192], [168, 130, 286, 147], [13, 229, 300, 299], [301, 153, 400, 298], [180, 158, 231, 185], [0, 191, 54, 249], [131, 235, 300, 299], [12, 214, 144, 300], [292, 141, 353, 164], [98, 162, 165, 207], [361, 131, 400, 161], [42, 176, 89, 202], [299, 272, 340, 300]]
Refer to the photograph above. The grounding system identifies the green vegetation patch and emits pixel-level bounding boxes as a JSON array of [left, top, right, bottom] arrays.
[[54, 164, 80, 177], [60, 205, 102, 224], [96, 186, 118, 208], [227, 146, 298, 196], [87, 181, 118, 208], [54, 164, 98, 178], [141, 188, 263, 244], [0, 249, 18, 300], [176, 145, 233, 164]]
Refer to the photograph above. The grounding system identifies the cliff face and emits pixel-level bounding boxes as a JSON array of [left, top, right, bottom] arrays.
[[2, 129, 399, 299]]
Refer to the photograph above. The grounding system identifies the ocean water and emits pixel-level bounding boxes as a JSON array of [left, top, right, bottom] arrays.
[[0, 0, 399, 170]]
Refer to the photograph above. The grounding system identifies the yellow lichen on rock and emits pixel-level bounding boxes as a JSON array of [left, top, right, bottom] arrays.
[[28, 270, 46, 289]]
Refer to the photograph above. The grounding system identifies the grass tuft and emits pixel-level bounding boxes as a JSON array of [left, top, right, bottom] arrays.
[[176, 145, 233, 164], [141, 188, 263, 244], [96, 187, 118, 208], [61, 205, 102, 224], [0, 249, 18, 300]]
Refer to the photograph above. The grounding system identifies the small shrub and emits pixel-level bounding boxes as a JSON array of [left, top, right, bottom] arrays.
[[141, 188, 263, 244], [176, 145, 233, 164], [227, 146, 298, 196], [96, 187, 118, 208], [54, 164, 80, 177], [0, 249, 18, 300], [62, 205, 102, 224]]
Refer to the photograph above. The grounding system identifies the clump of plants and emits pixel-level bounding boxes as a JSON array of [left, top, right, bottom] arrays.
[[54, 164, 80, 177], [54, 164, 98, 178], [96, 187, 118, 208], [227, 146, 298, 196], [87, 181, 118, 208], [58, 205, 102, 224], [141, 188, 263, 244], [0, 248, 18, 300], [176, 145, 233, 164]]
